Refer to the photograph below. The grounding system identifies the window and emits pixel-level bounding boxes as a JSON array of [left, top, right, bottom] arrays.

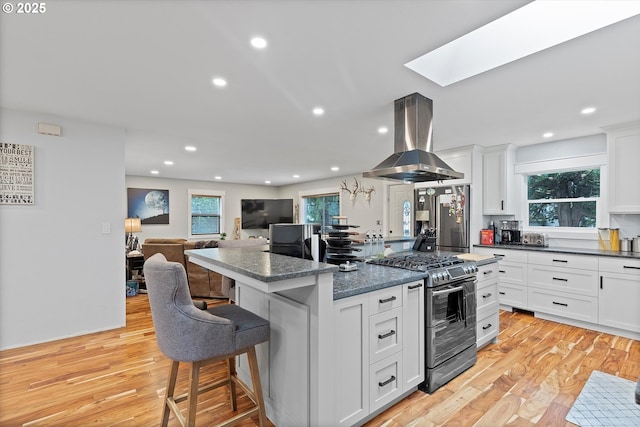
[[302, 193, 340, 229], [402, 200, 411, 237], [188, 189, 224, 237], [527, 169, 600, 228]]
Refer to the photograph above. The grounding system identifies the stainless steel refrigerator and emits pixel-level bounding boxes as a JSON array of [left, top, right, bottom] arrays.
[[415, 185, 470, 252]]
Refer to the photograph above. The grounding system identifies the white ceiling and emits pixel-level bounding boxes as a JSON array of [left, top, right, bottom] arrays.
[[1, 0, 639, 186]]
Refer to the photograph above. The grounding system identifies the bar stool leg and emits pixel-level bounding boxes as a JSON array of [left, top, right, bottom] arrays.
[[186, 361, 201, 427], [162, 361, 180, 427], [247, 347, 267, 427], [227, 356, 238, 411]]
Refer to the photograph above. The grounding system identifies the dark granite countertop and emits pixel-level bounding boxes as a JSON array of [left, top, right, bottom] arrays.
[[474, 244, 640, 260], [332, 262, 427, 300], [186, 247, 338, 283], [188, 247, 499, 302]]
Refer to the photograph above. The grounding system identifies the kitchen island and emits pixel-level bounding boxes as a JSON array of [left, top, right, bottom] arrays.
[[186, 247, 427, 427]]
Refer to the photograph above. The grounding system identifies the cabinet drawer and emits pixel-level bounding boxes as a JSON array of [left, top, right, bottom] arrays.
[[528, 288, 598, 323], [490, 248, 527, 264], [477, 283, 498, 312], [528, 252, 597, 271], [369, 353, 402, 412], [369, 287, 403, 315], [599, 257, 640, 276], [370, 307, 403, 363], [528, 265, 598, 297], [497, 262, 526, 285], [476, 309, 499, 348], [477, 264, 499, 284], [498, 283, 527, 309]]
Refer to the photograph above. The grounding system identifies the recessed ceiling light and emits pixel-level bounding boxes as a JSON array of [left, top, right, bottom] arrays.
[[581, 107, 597, 115], [293, 174, 300, 179], [212, 77, 227, 87], [214, 176, 222, 180], [331, 166, 339, 172], [150, 170, 159, 175], [312, 107, 324, 116], [405, 1, 640, 86], [265, 180, 271, 184], [378, 127, 389, 134], [164, 160, 174, 165], [250, 37, 267, 49], [185, 146, 197, 152], [543, 132, 554, 138]]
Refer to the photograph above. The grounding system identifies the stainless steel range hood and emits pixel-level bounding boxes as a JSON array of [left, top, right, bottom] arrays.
[[363, 93, 463, 182]]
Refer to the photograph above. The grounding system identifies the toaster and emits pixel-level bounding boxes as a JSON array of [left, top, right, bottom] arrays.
[[522, 232, 547, 247]]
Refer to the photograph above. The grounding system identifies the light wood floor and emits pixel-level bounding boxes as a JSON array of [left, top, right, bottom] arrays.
[[1, 295, 638, 427]]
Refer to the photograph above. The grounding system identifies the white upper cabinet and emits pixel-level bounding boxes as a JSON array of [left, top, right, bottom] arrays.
[[606, 121, 640, 213], [434, 147, 473, 186], [482, 145, 516, 215]]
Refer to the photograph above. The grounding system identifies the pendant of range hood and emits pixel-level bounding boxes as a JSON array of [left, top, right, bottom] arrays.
[[363, 93, 463, 182]]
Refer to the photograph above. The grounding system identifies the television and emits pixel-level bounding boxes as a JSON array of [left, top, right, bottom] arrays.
[[241, 199, 294, 229]]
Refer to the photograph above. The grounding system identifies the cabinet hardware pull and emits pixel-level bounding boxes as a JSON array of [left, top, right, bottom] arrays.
[[378, 375, 396, 387], [378, 330, 396, 340], [499, 291, 506, 295], [493, 254, 505, 257], [501, 200, 504, 210], [483, 270, 493, 275], [483, 293, 492, 298], [483, 323, 492, 330], [552, 301, 568, 307], [499, 270, 506, 273], [379, 296, 396, 304], [552, 259, 568, 263], [408, 283, 423, 289], [600, 275, 603, 289], [623, 265, 640, 270], [552, 277, 568, 282]]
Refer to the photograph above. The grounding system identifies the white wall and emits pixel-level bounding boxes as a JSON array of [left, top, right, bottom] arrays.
[[126, 175, 279, 240], [0, 109, 126, 350]]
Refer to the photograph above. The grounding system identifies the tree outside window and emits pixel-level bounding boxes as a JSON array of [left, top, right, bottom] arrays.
[[527, 169, 600, 228], [303, 194, 340, 229]]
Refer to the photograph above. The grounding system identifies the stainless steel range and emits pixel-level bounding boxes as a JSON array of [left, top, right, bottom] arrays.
[[368, 253, 478, 393]]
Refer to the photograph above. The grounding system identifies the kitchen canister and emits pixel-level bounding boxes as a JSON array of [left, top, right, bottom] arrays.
[[620, 238, 632, 252], [634, 236, 640, 253], [609, 228, 620, 251]]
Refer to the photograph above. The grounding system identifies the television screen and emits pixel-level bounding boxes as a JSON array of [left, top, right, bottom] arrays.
[[241, 199, 294, 229]]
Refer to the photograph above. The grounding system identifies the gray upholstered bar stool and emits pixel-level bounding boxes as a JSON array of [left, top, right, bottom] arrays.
[[144, 253, 270, 427]]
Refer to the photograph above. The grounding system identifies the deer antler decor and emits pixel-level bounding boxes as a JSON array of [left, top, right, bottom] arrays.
[[361, 185, 376, 202], [340, 177, 361, 200]]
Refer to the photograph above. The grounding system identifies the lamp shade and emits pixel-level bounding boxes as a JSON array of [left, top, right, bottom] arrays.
[[125, 217, 142, 233]]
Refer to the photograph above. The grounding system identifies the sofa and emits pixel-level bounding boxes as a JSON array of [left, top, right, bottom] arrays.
[[141, 238, 269, 299], [142, 238, 224, 298]]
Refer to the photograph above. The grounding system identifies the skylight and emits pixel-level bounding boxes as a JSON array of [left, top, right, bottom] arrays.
[[405, 0, 640, 87]]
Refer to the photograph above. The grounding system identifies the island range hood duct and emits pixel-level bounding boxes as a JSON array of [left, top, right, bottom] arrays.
[[363, 93, 463, 182]]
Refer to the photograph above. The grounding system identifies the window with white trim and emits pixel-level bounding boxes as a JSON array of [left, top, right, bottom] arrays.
[[188, 189, 224, 238], [301, 193, 340, 229], [526, 168, 600, 228]]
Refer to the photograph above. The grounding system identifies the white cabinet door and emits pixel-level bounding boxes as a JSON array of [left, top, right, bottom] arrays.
[[599, 272, 640, 332], [482, 146, 515, 215], [607, 123, 640, 213], [333, 295, 369, 427], [599, 257, 640, 333], [402, 281, 424, 391]]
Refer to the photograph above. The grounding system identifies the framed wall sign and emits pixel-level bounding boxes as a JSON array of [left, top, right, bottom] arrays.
[[0, 142, 34, 205]]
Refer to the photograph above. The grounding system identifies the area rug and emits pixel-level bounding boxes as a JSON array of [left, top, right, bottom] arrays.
[[566, 370, 640, 426]]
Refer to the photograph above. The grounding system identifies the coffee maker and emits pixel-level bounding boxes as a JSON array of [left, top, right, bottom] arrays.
[[500, 220, 521, 244]]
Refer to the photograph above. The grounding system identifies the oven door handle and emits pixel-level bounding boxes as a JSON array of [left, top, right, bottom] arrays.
[[431, 284, 464, 296]]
